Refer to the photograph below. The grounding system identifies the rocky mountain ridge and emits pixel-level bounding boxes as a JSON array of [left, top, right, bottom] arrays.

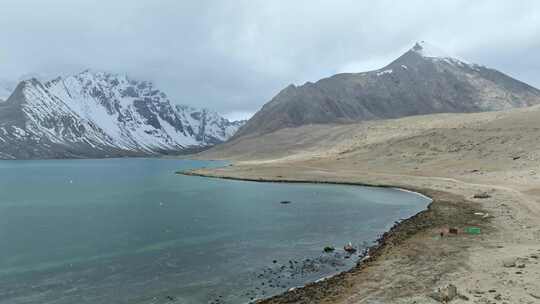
[[234, 42, 540, 138], [0, 70, 244, 159]]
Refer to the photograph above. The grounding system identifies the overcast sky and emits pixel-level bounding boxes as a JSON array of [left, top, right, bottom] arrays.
[[1, 1, 539, 120]]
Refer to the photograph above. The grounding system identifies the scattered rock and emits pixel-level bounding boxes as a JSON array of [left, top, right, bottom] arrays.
[[458, 294, 469, 301], [473, 192, 491, 199], [279, 200, 291, 204], [516, 257, 527, 268], [429, 284, 458, 303], [502, 258, 516, 267]]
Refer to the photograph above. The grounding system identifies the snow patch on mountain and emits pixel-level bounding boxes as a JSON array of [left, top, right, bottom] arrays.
[[0, 70, 244, 159], [376, 69, 393, 76], [412, 41, 451, 58], [412, 41, 468, 65]]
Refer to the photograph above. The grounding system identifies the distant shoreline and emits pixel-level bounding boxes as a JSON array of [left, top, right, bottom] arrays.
[[178, 169, 431, 195]]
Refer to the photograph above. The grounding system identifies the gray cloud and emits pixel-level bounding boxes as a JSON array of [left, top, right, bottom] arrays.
[[1, 0, 539, 119]]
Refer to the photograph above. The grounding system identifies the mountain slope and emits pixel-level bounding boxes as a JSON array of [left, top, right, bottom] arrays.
[[0, 70, 243, 159], [0, 81, 15, 102], [234, 42, 540, 138]]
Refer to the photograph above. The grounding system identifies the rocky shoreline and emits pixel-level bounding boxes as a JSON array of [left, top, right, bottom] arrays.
[[178, 170, 489, 303]]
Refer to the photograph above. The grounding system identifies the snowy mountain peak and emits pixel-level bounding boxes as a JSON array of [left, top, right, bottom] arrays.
[[409, 41, 471, 66], [411, 41, 440, 57], [411, 41, 452, 58], [0, 70, 244, 159]]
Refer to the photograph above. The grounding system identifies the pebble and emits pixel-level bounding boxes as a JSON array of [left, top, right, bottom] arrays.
[[502, 258, 516, 267]]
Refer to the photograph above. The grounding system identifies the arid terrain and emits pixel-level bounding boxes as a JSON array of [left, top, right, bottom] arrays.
[[185, 104, 540, 303]]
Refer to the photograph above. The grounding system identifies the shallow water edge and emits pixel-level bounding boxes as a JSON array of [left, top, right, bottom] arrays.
[[177, 169, 440, 303]]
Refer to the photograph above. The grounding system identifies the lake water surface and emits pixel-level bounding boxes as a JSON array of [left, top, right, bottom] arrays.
[[0, 159, 430, 304]]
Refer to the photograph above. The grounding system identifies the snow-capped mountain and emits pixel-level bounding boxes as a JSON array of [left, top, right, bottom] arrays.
[[0, 70, 244, 159], [235, 41, 540, 138]]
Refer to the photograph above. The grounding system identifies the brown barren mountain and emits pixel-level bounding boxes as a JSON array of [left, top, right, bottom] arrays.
[[234, 42, 540, 139]]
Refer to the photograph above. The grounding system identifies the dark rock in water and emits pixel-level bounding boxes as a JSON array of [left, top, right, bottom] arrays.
[[280, 200, 292, 204], [247, 251, 359, 301], [323, 246, 335, 253], [343, 242, 357, 253]]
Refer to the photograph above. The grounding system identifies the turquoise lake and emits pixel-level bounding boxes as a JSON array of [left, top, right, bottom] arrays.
[[0, 159, 430, 304]]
